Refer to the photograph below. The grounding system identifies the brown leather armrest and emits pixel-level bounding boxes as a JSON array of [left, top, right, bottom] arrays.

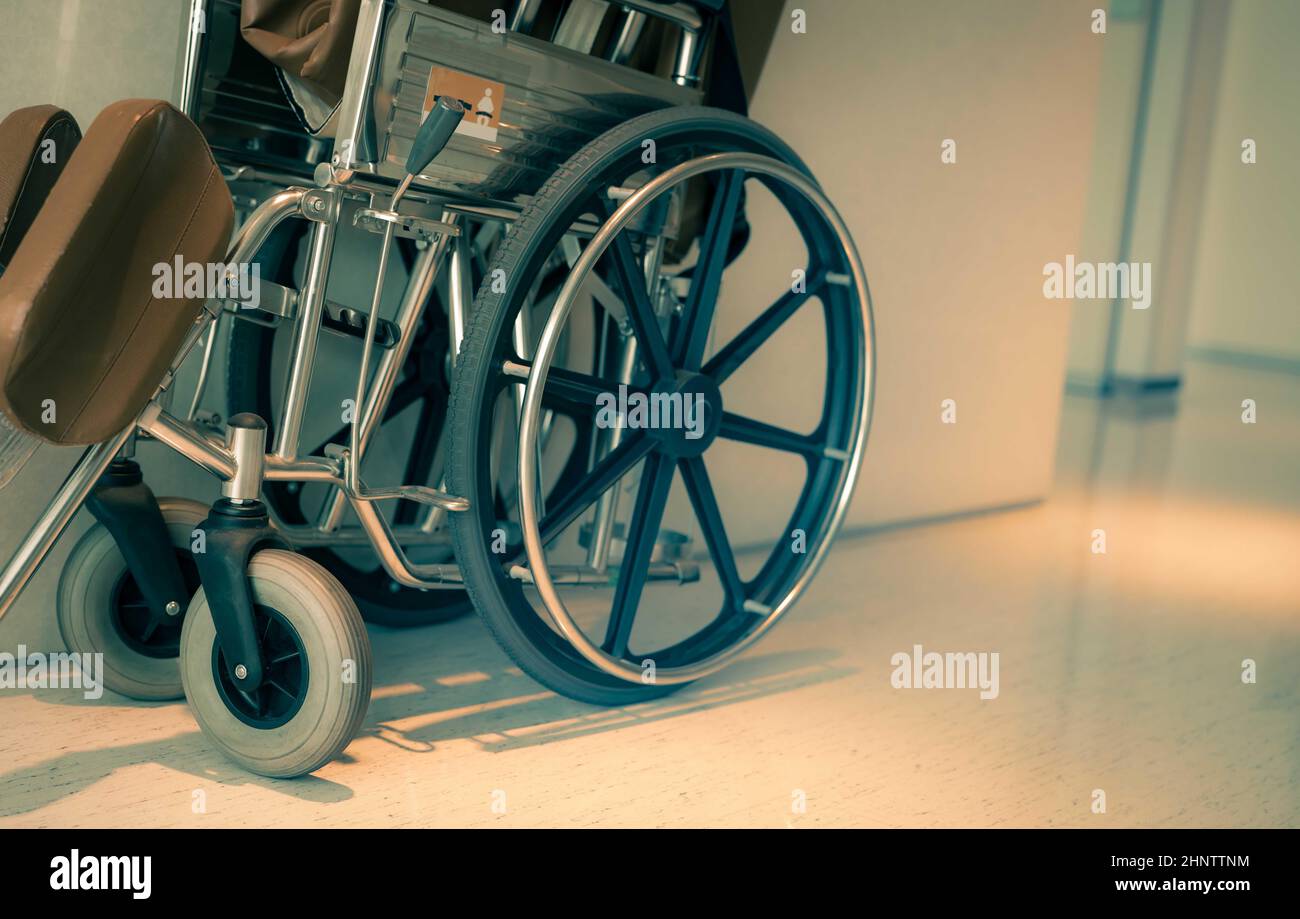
[[0, 105, 81, 274], [0, 100, 234, 445]]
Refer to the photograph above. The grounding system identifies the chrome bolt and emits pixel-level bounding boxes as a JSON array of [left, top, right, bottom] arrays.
[[234, 664, 248, 680], [165, 600, 181, 617], [311, 197, 326, 212]]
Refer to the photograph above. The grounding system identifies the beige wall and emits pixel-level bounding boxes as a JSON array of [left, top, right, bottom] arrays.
[[1186, 0, 1300, 366], [708, 0, 1104, 538], [0, 0, 188, 129]]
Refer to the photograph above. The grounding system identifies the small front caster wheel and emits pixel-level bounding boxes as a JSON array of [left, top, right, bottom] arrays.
[[179, 550, 372, 778], [57, 497, 207, 700]]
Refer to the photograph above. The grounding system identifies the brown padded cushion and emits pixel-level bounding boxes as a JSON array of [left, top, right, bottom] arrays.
[[0, 100, 234, 445], [0, 105, 81, 275], [241, 0, 362, 107]]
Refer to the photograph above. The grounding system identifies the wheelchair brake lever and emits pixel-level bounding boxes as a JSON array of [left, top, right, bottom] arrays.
[[389, 95, 465, 209], [341, 95, 470, 520], [406, 95, 465, 180]]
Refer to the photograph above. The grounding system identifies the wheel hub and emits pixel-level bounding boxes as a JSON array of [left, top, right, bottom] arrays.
[[110, 550, 198, 658], [212, 605, 308, 730], [512, 149, 871, 687], [644, 370, 723, 458]]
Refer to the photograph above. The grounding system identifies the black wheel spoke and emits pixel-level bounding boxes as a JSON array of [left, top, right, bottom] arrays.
[[308, 375, 429, 458], [526, 363, 644, 407], [238, 688, 262, 716], [510, 431, 654, 562], [540, 388, 595, 419], [539, 388, 597, 422], [703, 275, 822, 385], [673, 169, 745, 370], [395, 392, 446, 526], [443, 117, 870, 690], [509, 360, 649, 418], [603, 451, 676, 658], [605, 230, 674, 379], [719, 412, 822, 457], [215, 607, 310, 727], [266, 678, 295, 700], [678, 457, 745, 610]]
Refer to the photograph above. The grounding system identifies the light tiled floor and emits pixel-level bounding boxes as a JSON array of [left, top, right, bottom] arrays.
[[1, 358, 1296, 827]]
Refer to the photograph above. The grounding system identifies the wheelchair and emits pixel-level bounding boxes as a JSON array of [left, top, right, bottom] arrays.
[[0, 0, 874, 778]]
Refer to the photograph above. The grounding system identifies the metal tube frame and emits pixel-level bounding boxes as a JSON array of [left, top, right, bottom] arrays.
[[273, 195, 337, 460], [0, 0, 719, 621], [0, 180, 466, 619], [178, 0, 209, 118]]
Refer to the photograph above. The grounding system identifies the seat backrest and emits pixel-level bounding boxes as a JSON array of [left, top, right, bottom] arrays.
[[0, 105, 81, 275], [0, 99, 234, 446]]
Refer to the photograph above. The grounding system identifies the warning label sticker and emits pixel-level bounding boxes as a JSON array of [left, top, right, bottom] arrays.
[[422, 65, 505, 143]]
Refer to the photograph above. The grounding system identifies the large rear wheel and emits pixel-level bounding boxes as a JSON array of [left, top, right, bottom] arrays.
[[448, 107, 873, 705]]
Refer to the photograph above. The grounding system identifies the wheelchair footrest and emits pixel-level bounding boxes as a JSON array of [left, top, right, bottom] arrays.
[[352, 483, 470, 512], [508, 561, 700, 587], [353, 208, 460, 244]]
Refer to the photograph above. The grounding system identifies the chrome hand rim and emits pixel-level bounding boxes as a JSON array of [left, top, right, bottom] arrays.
[[517, 151, 875, 685]]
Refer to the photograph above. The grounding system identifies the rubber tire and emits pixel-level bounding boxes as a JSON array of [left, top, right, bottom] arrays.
[[180, 549, 372, 778], [447, 107, 810, 706], [57, 497, 209, 701]]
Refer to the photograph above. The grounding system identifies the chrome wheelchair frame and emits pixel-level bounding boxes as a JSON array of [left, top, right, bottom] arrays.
[[0, 0, 873, 776], [0, 0, 714, 621]]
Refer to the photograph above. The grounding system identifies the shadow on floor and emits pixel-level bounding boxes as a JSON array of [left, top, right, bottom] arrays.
[[0, 636, 853, 818], [364, 646, 856, 755], [0, 730, 357, 819]]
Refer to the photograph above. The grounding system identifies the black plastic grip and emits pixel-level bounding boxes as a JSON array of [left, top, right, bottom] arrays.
[[406, 95, 466, 176]]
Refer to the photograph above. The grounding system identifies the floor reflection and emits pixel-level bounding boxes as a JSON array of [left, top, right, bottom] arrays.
[[0, 358, 1295, 827]]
